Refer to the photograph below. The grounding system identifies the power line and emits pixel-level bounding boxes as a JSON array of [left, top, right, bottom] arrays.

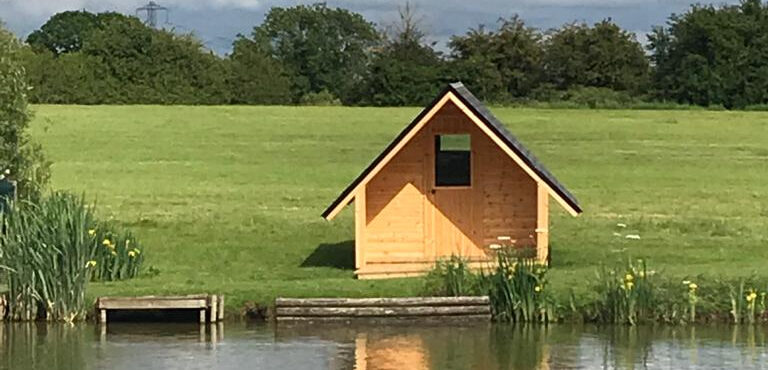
[[136, 1, 169, 28]]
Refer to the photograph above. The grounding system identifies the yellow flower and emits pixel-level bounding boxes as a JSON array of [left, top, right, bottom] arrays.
[[128, 250, 136, 258], [133, 248, 141, 255], [534, 286, 541, 292], [638, 271, 645, 278], [626, 282, 634, 290], [688, 283, 698, 290], [111, 251, 117, 256], [85, 260, 97, 268], [746, 292, 758, 302], [625, 274, 634, 282], [88, 229, 96, 236]]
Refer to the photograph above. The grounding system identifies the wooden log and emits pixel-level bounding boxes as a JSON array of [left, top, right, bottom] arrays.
[[276, 314, 492, 322], [275, 296, 490, 308], [275, 305, 490, 317]]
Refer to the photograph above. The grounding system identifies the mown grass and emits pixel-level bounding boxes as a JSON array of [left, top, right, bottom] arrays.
[[27, 105, 768, 312]]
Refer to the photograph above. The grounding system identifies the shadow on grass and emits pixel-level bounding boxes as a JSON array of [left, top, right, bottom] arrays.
[[301, 240, 354, 270]]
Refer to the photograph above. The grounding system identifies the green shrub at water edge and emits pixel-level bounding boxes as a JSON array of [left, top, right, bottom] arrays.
[[424, 255, 481, 297], [424, 249, 555, 323], [89, 224, 144, 282]]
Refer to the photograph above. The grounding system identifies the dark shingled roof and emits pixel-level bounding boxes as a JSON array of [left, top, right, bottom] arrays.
[[322, 82, 582, 219]]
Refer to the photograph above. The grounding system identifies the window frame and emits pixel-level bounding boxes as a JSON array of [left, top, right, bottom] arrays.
[[434, 134, 472, 188]]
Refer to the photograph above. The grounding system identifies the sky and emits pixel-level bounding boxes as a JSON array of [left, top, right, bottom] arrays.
[[0, 0, 740, 55]]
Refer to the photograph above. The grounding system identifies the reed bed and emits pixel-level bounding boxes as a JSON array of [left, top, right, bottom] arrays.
[[426, 254, 768, 325], [0, 192, 144, 322]]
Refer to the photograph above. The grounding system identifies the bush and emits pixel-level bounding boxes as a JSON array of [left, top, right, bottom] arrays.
[[299, 90, 342, 106], [563, 86, 636, 108], [424, 255, 481, 296], [89, 223, 144, 282], [0, 25, 51, 201]]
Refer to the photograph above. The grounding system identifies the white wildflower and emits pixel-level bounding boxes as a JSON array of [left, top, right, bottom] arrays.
[[488, 244, 502, 250], [617, 223, 627, 228], [497, 236, 511, 241], [625, 234, 641, 240], [612, 232, 622, 237]]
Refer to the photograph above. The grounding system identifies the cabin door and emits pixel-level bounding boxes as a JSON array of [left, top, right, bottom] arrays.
[[426, 132, 478, 259], [430, 188, 475, 258]]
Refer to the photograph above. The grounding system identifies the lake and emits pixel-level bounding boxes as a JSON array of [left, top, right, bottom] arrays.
[[1, 321, 767, 369]]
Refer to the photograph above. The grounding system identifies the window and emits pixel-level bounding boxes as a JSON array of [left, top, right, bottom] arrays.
[[435, 134, 471, 186]]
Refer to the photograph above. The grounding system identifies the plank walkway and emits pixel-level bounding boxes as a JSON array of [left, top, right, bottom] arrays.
[[275, 296, 491, 321], [96, 294, 224, 324]]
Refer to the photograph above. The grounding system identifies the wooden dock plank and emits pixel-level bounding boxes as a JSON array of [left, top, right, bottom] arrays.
[[96, 294, 220, 324], [98, 298, 207, 310]]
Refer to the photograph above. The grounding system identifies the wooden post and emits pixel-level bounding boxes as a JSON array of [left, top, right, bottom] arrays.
[[199, 309, 206, 324], [217, 295, 224, 321], [210, 321, 218, 345], [536, 183, 550, 264], [209, 295, 217, 323], [100, 309, 107, 324], [100, 321, 107, 343], [354, 188, 366, 271]]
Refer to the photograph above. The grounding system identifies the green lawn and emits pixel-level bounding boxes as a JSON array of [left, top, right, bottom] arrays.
[[28, 105, 768, 310]]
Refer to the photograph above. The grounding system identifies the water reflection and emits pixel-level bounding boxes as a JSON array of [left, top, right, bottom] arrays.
[[2, 321, 768, 369]]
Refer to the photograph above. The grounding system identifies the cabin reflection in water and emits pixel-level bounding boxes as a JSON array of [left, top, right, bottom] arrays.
[[277, 322, 553, 370]]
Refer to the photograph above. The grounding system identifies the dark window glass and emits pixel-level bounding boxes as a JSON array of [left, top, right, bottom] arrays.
[[435, 134, 471, 186]]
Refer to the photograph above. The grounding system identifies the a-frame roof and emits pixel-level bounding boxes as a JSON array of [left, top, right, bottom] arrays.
[[322, 82, 582, 220]]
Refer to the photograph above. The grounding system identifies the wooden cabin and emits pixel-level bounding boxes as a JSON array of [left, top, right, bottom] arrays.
[[322, 83, 582, 279]]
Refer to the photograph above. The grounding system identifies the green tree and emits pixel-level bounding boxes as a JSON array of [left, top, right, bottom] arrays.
[[356, 4, 447, 106], [544, 20, 649, 94], [0, 25, 51, 200], [449, 16, 542, 100], [252, 4, 379, 103], [227, 36, 292, 104], [648, 0, 768, 108], [26, 10, 100, 55]]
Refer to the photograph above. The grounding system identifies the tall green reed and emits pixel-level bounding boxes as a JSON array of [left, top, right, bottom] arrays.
[[424, 248, 555, 323], [0, 193, 95, 321], [592, 259, 657, 325], [0, 192, 145, 321], [483, 249, 554, 323]]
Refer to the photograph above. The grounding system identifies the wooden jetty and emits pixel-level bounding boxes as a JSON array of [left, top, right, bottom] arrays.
[[96, 294, 224, 324], [274, 296, 491, 321]]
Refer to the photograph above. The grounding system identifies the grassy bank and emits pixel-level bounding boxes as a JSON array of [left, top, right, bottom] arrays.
[[28, 105, 768, 313]]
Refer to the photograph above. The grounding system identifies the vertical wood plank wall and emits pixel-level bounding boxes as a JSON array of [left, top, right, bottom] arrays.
[[358, 101, 544, 277]]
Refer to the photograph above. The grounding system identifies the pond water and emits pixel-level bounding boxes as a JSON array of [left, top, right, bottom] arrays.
[[1, 321, 768, 369]]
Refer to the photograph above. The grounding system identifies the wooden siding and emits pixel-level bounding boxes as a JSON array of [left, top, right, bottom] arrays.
[[358, 101, 542, 278]]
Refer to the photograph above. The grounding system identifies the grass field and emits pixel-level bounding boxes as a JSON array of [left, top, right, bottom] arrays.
[[28, 105, 768, 311]]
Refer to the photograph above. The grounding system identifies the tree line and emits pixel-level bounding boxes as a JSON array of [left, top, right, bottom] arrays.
[[14, 0, 768, 108]]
